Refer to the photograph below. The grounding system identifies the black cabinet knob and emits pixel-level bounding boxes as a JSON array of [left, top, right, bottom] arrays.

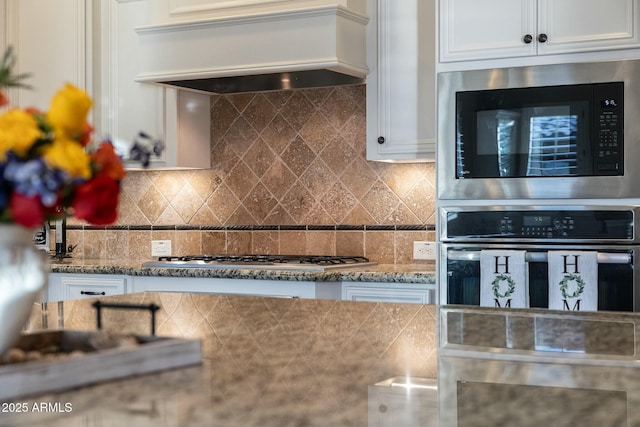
[[538, 33, 548, 43], [523, 34, 533, 44], [377, 136, 385, 144]]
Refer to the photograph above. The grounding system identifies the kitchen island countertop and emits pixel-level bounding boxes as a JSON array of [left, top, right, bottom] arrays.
[[3, 291, 439, 427]]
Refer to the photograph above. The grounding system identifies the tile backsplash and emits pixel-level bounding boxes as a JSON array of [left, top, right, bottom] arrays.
[[70, 85, 436, 264]]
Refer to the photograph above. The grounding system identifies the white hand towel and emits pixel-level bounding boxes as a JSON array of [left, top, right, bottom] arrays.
[[480, 250, 528, 308], [548, 251, 598, 312]]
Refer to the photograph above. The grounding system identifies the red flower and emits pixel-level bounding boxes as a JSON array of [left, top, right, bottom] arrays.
[[9, 193, 45, 228], [72, 173, 120, 225], [78, 123, 94, 147], [91, 142, 125, 180], [0, 90, 8, 107]]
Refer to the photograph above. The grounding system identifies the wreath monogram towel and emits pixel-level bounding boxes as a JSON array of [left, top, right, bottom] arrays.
[[548, 251, 598, 312], [480, 250, 528, 308]]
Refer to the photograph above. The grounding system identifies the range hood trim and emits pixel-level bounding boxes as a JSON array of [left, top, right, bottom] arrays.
[[135, 4, 369, 94], [135, 59, 367, 84], [134, 5, 369, 34]]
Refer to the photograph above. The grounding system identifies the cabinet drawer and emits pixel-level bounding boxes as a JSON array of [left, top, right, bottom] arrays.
[[342, 283, 435, 304], [62, 276, 127, 300]]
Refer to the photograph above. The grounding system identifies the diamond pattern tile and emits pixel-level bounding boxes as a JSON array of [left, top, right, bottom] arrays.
[[243, 183, 277, 223], [360, 182, 401, 224], [138, 185, 169, 224], [119, 85, 435, 229], [320, 181, 358, 223], [319, 135, 358, 176], [224, 117, 259, 156], [280, 91, 315, 129], [280, 136, 315, 177], [244, 94, 278, 134], [79, 85, 439, 264]]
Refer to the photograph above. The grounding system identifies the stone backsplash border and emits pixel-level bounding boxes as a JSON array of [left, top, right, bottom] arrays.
[[62, 224, 435, 231]]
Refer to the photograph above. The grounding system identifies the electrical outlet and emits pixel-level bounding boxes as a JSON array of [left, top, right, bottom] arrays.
[[151, 240, 172, 257], [413, 241, 436, 260]]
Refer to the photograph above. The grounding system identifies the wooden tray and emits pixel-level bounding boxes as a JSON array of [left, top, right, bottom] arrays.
[[0, 330, 202, 400]]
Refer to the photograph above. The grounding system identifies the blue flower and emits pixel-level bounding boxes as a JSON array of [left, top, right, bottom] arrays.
[[3, 153, 67, 207]]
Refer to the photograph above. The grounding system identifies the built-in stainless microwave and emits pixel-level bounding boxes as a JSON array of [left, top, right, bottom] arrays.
[[437, 59, 640, 200]]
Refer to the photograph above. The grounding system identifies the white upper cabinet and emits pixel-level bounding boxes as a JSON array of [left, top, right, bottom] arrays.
[[3, 0, 90, 111], [440, 0, 537, 62], [440, 0, 640, 63], [97, 0, 211, 170], [1, 0, 210, 170], [366, 0, 436, 162], [538, 0, 640, 55]]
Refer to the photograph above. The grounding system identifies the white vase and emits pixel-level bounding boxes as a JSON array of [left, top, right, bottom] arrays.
[[0, 224, 48, 356]]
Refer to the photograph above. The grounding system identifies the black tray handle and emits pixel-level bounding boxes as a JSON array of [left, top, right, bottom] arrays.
[[91, 301, 160, 336]]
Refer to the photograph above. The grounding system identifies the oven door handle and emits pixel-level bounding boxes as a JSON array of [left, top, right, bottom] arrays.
[[447, 251, 632, 264]]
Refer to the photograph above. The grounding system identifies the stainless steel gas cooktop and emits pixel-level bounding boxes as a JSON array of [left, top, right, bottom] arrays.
[[142, 255, 377, 271]]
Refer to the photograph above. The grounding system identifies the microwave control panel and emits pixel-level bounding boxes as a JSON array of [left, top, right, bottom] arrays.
[[595, 81, 624, 174], [445, 209, 633, 240]]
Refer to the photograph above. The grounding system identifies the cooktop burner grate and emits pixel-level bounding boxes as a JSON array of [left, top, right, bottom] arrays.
[[157, 254, 371, 264], [145, 254, 376, 271]]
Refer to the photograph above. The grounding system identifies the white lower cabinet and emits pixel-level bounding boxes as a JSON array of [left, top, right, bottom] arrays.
[[343, 282, 435, 304], [48, 273, 128, 302], [47, 273, 434, 304]]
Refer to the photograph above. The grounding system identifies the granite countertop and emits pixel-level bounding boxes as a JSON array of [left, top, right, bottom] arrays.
[[49, 258, 436, 284], [5, 294, 640, 426], [1, 292, 439, 427]]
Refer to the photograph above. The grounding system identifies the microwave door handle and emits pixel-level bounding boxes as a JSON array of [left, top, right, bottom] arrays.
[[447, 250, 631, 264]]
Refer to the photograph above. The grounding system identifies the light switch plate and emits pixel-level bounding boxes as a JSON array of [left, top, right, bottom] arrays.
[[151, 240, 172, 257]]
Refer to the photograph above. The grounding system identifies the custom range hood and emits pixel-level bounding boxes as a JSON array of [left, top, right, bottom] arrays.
[[135, 4, 369, 94]]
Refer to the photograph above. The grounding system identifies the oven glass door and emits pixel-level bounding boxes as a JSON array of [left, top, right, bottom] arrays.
[[455, 82, 623, 179], [445, 247, 634, 312]]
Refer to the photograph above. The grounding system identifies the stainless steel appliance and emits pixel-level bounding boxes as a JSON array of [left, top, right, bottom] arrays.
[[142, 254, 377, 272], [438, 305, 640, 427], [439, 205, 640, 312], [437, 59, 640, 200]]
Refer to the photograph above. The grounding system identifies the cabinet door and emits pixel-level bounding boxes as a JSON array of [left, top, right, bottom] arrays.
[[439, 0, 537, 62], [537, 0, 640, 55], [97, 0, 163, 164], [343, 284, 435, 304], [4, 0, 91, 110], [97, 0, 210, 169], [366, 0, 436, 161]]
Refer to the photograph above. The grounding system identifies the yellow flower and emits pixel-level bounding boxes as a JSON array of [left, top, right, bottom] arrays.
[[46, 83, 92, 140], [0, 109, 41, 160], [43, 138, 91, 179]]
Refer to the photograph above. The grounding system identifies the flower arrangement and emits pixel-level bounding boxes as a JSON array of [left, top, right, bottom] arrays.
[[0, 46, 125, 228]]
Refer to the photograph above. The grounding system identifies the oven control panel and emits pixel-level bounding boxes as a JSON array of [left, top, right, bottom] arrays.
[[445, 209, 633, 240]]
